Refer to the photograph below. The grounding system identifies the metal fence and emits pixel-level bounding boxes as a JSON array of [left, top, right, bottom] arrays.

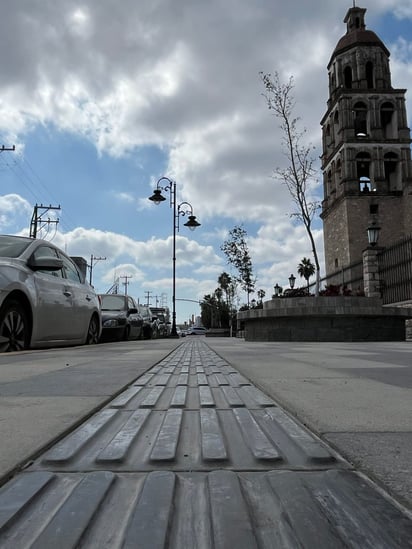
[[308, 260, 364, 294], [378, 235, 412, 305], [307, 236, 412, 304]]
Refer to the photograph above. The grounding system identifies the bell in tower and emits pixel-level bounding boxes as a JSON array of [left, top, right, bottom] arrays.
[[320, 4, 412, 278]]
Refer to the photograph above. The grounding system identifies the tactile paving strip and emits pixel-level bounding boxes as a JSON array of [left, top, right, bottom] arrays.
[[28, 340, 341, 472], [0, 339, 411, 548], [1, 470, 411, 548]]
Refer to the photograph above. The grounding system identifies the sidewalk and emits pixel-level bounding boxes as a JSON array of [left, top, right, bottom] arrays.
[[0, 337, 411, 547], [207, 338, 412, 511], [0, 339, 182, 481]]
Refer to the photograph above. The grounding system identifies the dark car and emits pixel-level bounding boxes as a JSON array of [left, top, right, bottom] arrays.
[[99, 294, 143, 342], [137, 305, 159, 339], [0, 234, 101, 352]]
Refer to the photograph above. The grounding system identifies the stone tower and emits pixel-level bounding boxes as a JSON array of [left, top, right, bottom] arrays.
[[320, 5, 412, 277]]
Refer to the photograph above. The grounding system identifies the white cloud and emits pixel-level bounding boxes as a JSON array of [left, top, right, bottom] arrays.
[[0, 1, 410, 316], [0, 194, 32, 230]]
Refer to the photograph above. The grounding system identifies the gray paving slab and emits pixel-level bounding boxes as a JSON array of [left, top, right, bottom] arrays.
[[0, 339, 181, 479], [0, 338, 411, 548], [324, 432, 412, 511], [206, 338, 412, 510], [1, 470, 411, 549]]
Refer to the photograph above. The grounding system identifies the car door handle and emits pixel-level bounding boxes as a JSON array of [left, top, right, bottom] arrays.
[[63, 291, 72, 297], [85, 295, 92, 301]]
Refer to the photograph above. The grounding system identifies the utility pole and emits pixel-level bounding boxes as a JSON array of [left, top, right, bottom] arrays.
[[144, 291, 152, 306], [89, 254, 107, 285], [120, 275, 132, 295], [29, 203, 61, 239], [1, 145, 15, 153], [106, 277, 119, 294]]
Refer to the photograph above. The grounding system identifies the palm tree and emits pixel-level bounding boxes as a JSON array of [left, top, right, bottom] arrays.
[[297, 257, 315, 293], [257, 289, 266, 305]]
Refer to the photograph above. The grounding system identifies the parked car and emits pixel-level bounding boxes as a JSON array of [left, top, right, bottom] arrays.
[[155, 313, 170, 337], [99, 294, 143, 342], [0, 234, 101, 352], [137, 305, 159, 339], [186, 326, 208, 335], [150, 307, 171, 337]]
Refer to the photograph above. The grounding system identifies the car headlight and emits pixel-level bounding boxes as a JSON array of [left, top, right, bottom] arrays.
[[103, 319, 119, 327]]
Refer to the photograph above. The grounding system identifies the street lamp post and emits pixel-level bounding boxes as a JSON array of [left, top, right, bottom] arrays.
[[367, 221, 381, 247], [149, 177, 200, 337], [273, 283, 281, 297]]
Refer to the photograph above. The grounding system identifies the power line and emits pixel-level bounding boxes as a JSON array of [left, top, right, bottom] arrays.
[[0, 151, 78, 234]]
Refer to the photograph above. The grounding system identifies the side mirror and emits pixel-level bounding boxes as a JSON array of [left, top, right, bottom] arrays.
[[128, 308, 138, 315], [28, 256, 63, 272]]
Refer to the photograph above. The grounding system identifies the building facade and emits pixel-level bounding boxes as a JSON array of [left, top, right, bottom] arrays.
[[320, 5, 412, 277]]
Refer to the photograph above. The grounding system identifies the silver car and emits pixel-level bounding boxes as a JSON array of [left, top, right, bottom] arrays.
[[0, 235, 102, 352]]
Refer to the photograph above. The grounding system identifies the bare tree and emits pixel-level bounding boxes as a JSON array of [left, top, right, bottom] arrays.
[[221, 225, 255, 307], [260, 71, 321, 295]]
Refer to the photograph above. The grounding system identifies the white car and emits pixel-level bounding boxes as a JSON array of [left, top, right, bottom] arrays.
[[187, 326, 208, 335], [0, 235, 102, 352]]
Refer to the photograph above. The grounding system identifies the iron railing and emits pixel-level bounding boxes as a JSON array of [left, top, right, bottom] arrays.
[[378, 235, 412, 304], [308, 260, 364, 294]]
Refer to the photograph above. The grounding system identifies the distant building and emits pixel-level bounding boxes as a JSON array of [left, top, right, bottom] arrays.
[[71, 256, 88, 282], [320, 5, 412, 277]]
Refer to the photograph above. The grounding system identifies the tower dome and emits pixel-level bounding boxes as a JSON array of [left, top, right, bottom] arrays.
[[330, 6, 389, 62]]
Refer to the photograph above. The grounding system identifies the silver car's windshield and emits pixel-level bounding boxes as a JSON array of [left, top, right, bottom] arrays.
[[0, 236, 32, 258], [100, 295, 127, 311]]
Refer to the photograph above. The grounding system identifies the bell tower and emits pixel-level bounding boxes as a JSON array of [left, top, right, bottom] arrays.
[[320, 5, 412, 277]]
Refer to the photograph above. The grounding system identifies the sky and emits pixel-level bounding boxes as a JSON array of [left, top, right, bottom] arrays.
[[1, 0, 412, 324]]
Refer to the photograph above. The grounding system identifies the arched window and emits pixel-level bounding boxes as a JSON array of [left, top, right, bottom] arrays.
[[384, 152, 399, 190], [381, 102, 395, 138], [333, 111, 339, 138], [336, 159, 342, 185], [366, 62, 374, 88], [327, 170, 333, 195], [353, 101, 368, 137], [356, 152, 371, 192], [344, 66, 353, 89]]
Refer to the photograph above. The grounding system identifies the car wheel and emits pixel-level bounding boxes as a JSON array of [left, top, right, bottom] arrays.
[[0, 300, 30, 352], [86, 315, 100, 345]]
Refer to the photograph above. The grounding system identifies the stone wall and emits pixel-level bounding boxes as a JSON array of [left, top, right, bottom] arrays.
[[237, 297, 412, 342], [406, 319, 412, 342]]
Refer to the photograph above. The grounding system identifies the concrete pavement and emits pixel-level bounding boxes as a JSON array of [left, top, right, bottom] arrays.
[[0, 337, 411, 547], [207, 338, 412, 511], [0, 336, 411, 516], [0, 339, 182, 481]]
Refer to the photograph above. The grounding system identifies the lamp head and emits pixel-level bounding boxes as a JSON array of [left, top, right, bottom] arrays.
[[148, 189, 166, 205], [367, 222, 381, 247], [184, 215, 201, 231]]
